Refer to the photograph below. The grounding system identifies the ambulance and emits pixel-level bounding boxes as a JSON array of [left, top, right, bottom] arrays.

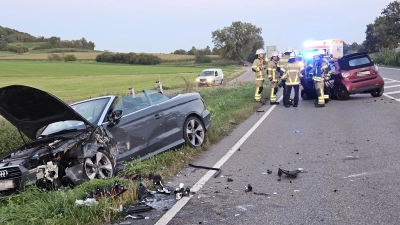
[[303, 39, 344, 60]]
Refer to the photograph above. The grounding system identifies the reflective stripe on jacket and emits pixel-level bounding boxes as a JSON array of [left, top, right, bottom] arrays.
[[267, 60, 279, 82], [281, 61, 304, 85], [252, 58, 265, 80]]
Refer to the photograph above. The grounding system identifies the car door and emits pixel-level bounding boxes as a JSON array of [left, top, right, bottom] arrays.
[[106, 92, 165, 162], [214, 70, 221, 83]]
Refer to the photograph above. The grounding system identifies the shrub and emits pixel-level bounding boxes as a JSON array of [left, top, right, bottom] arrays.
[[95, 52, 161, 65], [64, 54, 77, 62], [195, 54, 212, 63], [47, 53, 63, 61], [6, 44, 29, 53]]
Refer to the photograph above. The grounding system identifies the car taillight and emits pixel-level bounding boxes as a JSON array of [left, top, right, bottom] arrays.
[[342, 71, 350, 78]]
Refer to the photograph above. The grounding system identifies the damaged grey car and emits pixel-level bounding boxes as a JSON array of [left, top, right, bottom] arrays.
[[0, 85, 211, 194]]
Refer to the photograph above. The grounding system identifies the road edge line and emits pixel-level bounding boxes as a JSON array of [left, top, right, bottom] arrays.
[[154, 96, 283, 225]]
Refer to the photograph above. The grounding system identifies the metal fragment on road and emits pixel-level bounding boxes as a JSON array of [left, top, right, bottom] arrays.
[[293, 130, 300, 133]]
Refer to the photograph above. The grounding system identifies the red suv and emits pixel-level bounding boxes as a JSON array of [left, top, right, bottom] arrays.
[[330, 53, 384, 100]]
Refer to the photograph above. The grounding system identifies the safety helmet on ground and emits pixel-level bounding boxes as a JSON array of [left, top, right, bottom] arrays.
[[317, 49, 325, 55], [271, 51, 279, 57], [255, 49, 265, 55], [285, 47, 293, 53], [289, 52, 296, 59]]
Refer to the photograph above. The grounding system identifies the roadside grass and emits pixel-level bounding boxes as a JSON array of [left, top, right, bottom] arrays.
[[0, 83, 268, 225], [0, 60, 239, 102]]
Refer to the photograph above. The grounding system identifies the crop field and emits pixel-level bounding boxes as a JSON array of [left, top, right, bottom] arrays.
[[0, 60, 240, 102]]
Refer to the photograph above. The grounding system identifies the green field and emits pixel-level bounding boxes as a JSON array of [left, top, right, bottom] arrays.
[[0, 60, 240, 102]]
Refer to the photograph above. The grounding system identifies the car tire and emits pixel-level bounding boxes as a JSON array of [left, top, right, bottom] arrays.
[[220, 79, 223, 85], [371, 87, 384, 97], [84, 150, 115, 180], [183, 116, 205, 148], [335, 84, 350, 100], [301, 90, 308, 100]]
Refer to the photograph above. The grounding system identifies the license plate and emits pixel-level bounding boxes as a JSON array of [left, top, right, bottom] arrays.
[[357, 71, 370, 76], [0, 180, 15, 191]]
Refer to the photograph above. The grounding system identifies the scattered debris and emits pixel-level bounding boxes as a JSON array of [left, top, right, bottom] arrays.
[[256, 110, 265, 113], [137, 182, 150, 201], [229, 120, 237, 125], [174, 183, 191, 200], [235, 214, 241, 217], [188, 163, 222, 178], [253, 192, 270, 196], [267, 169, 272, 174], [125, 204, 153, 214], [238, 148, 241, 151], [85, 180, 127, 200], [75, 198, 98, 206], [296, 152, 300, 155], [273, 192, 277, 195], [294, 190, 299, 192], [227, 178, 233, 182], [153, 176, 171, 194], [278, 168, 302, 179], [293, 130, 301, 133], [124, 214, 149, 220], [334, 189, 337, 192], [245, 184, 252, 192]]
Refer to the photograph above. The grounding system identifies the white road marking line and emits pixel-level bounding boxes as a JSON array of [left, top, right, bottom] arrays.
[[383, 77, 394, 81], [154, 96, 283, 225], [383, 93, 400, 102], [384, 80, 399, 84], [385, 84, 400, 89], [384, 90, 400, 95]]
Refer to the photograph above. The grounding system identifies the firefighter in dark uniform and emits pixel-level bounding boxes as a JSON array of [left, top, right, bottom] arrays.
[[281, 52, 304, 107], [278, 47, 293, 106], [312, 51, 330, 107], [252, 49, 266, 102], [267, 51, 281, 105]]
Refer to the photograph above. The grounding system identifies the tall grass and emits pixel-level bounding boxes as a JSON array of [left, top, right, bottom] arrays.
[[0, 83, 268, 225], [372, 49, 400, 66]]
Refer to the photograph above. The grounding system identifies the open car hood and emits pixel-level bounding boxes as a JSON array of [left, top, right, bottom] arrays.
[[0, 85, 93, 140]]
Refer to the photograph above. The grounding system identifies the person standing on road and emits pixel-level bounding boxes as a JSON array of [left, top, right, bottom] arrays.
[[252, 49, 266, 103], [317, 50, 332, 103], [278, 48, 293, 106], [311, 51, 329, 108], [281, 52, 304, 107], [267, 51, 281, 105]]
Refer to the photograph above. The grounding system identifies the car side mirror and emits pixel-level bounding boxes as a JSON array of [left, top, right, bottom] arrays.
[[198, 74, 200, 77], [108, 110, 122, 127]]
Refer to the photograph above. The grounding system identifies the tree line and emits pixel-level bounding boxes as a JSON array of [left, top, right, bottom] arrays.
[[344, 1, 400, 54], [0, 25, 95, 53]]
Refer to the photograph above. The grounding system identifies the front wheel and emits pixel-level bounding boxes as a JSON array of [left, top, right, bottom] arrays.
[[301, 90, 308, 100], [335, 84, 350, 100], [220, 79, 223, 85], [183, 116, 205, 147], [371, 87, 384, 97], [84, 150, 115, 180]]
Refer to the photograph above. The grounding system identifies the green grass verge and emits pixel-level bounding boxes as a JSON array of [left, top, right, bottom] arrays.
[[0, 60, 240, 102], [0, 83, 269, 225]]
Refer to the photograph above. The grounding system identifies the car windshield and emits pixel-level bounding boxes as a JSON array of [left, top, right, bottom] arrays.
[[199, 71, 215, 76], [40, 98, 110, 136]]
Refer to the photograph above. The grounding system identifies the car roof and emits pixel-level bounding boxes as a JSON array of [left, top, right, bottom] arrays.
[[202, 68, 222, 71]]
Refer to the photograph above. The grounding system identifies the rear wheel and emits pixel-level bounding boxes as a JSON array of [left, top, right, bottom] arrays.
[[301, 90, 308, 100], [84, 150, 115, 180], [371, 87, 384, 97], [335, 84, 350, 100], [220, 79, 223, 85], [183, 116, 205, 147]]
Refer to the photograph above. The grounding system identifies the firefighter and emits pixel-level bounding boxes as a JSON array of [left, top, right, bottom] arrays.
[[278, 47, 293, 106], [312, 51, 329, 108], [317, 49, 332, 103], [267, 51, 281, 105], [281, 52, 304, 107], [252, 49, 266, 103]]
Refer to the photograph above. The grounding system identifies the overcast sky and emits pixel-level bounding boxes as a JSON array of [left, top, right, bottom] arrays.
[[1, 0, 394, 53]]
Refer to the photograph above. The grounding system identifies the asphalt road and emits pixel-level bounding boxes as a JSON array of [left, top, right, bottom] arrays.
[[121, 67, 400, 225]]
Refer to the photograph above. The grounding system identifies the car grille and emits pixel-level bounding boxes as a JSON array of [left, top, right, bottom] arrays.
[[0, 167, 22, 194], [200, 79, 206, 82]]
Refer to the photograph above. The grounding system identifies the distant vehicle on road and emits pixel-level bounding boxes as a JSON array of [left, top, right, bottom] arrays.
[[196, 68, 224, 87]]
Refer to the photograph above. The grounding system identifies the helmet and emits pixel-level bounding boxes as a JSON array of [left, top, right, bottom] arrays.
[[313, 51, 320, 57], [255, 49, 264, 55], [271, 51, 279, 57], [285, 47, 293, 53], [317, 49, 325, 55], [289, 52, 296, 59]]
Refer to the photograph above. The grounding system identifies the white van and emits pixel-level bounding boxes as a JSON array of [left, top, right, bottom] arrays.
[[196, 68, 224, 87]]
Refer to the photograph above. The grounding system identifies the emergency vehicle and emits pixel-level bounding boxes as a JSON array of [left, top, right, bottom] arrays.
[[303, 39, 344, 60]]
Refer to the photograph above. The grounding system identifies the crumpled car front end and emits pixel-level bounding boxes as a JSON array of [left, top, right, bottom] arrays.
[[0, 126, 117, 194]]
